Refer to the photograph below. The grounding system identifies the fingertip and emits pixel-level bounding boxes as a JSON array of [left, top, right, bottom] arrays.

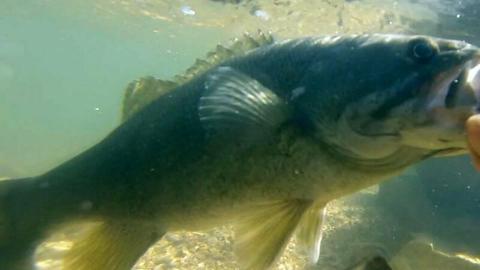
[[466, 114, 480, 132], [466, 115, 480, 170], [473, 156, 480, 171]]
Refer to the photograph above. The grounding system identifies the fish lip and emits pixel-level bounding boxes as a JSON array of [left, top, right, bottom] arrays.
[[359, 132, 400, 138], [429, 65, 464, 110], [465, 57, 480, 112], [432, 147, 467, 156], [428, 54, 480, 115]]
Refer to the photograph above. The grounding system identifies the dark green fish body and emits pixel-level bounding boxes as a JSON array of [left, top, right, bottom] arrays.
[[1, 33, 480, 270]]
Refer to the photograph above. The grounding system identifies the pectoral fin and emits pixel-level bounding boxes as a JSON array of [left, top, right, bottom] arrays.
[[234, 200, 311, 270], [296, 201, 327, 264], [199, 67, 290, 141], [63, 221, 162, 270]]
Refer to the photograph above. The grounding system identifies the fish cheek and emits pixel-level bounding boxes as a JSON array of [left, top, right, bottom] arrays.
[[326, 107, 403, 160]]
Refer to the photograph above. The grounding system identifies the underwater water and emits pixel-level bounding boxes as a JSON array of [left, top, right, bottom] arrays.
[[2, 0, 480, 269], [0, 0, 233, 177]]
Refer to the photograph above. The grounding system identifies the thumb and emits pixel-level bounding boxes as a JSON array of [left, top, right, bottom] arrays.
[[466, 114, 480, 171]]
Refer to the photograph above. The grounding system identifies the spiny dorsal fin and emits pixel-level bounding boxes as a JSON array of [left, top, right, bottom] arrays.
[[121, 30, 275, 122], [174, 30, 274, 84]]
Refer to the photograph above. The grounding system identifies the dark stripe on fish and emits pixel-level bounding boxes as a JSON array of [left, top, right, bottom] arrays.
[[445, 70, 465, 108], [371, 74, 424, 119]]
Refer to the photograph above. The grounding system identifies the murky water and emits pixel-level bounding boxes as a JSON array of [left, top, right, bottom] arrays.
[[0, 0, 229, 176], [2, 0, 480, 269]]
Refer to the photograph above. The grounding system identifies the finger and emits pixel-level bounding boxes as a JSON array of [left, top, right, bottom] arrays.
[[466, 115, 480, 170]]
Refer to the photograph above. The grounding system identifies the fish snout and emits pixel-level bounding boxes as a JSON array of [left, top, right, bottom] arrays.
[[426, 52, 480, 130], [464, 57, 480, 113]]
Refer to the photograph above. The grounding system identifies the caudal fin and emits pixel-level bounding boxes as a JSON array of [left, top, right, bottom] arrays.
[[0, 177, 48, 269], [0, 176, 164, 270]]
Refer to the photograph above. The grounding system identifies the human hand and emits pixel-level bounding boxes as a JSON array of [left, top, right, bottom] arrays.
[[466, 115, 480, 170]]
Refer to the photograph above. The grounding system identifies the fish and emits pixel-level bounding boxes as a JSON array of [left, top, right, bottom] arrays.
[[1, 32, 480, 270]]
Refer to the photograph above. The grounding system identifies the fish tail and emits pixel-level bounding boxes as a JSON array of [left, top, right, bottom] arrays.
[[0, 174, 163, 270], [0, 177, 46, 269]]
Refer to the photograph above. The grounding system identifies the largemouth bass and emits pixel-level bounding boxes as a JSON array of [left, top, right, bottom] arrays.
[[1, 33, 480, 270]]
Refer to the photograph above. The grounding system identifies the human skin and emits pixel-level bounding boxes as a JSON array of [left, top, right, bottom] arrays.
[[467, 115, 480, 170]]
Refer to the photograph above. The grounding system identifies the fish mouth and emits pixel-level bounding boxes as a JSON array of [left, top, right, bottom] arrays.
[[432, 147, 468, 157], [465, 62, 480, 112], [402, 53, 480, 152], [447, 59, 480, 111], [427, 55, 480, 126]]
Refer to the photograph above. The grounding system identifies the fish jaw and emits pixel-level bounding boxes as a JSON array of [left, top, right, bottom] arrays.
[[317, 40, 480, 165], [426, 57, 480, 127], [401, 50, 480, 153]]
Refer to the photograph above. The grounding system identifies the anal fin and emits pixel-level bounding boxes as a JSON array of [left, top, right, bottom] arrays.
[[234, 200, 311, 270], [63, 221, 162, 270], [296, 200, 327, 264]]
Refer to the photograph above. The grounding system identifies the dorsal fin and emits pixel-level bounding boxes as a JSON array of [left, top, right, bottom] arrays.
[[121, 76, 177, 121], [121, 30, 275, 122], [174, 30, 274, 84]]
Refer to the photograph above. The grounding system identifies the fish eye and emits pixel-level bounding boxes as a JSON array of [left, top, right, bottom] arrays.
[[410, 38, 437, 62]]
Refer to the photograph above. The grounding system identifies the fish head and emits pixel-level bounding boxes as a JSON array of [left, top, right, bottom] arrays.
[[300, 35, 480, 167]]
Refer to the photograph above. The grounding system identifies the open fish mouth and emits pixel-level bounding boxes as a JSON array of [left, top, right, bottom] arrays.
[[400, 53, 480, 152], [449, 59, 480, 110], [465, 62, 480, 112], [427, 56, 480, 128]]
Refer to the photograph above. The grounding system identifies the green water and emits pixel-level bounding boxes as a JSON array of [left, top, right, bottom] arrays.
[[0, 1, 228, 176]]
